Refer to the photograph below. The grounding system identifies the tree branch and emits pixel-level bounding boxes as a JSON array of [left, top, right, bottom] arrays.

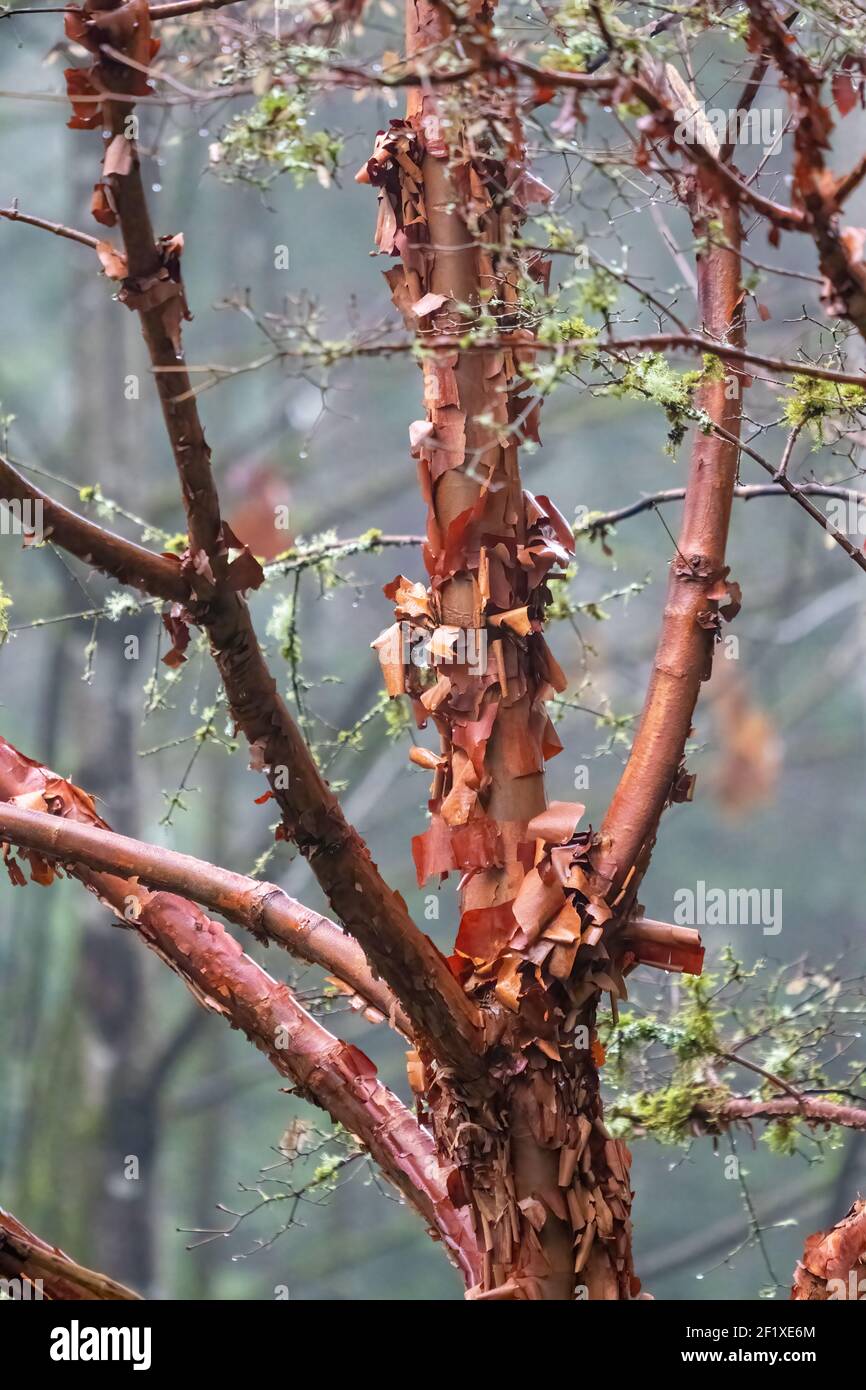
[[0, 735, 480, 1281], [591, 179, 746, 909], [148, 0, 248, 16], [43, 36, 487, 1073], [745, 0, 866, 339], [579, 482, 866, 534], [0, 1206, 142, 1300], [629, 66, 805, 232], [0, 794, 409, 1031], [710, 419, 866, 575], [0, 454, 189, 602], [0, 202, 101, 249], [6, 194, 866, 392], [721, 1096, 866, 1131]]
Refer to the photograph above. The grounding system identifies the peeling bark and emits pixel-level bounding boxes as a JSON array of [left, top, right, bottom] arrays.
[[362, 0, 639, 1298], [58, 0, 483, 1077], [792, 1198, 866, 1300]]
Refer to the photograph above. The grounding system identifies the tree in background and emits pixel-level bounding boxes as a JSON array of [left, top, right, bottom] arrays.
[[1, 0, 866, 1301]]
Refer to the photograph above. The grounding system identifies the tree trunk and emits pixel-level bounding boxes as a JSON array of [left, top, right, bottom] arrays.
[[368, 0, 637, 1299]]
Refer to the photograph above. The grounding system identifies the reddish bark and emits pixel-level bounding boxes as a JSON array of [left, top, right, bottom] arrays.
[[362, 0, 638, 1299], [0, 454, 187, 602], [0, 1206, 141, 1300], [722, 1097, 866, 1132], [4, 0, 857, 1306], [0, 796, 407, 1029], [59, 0, 484, 1077], [590, 189, 745, 917], [792, 1199, 866, 1300], [0, 736, 480, 1282]]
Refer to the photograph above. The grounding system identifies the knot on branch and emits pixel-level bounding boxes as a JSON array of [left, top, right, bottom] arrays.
[[244, 882, 285, 945]]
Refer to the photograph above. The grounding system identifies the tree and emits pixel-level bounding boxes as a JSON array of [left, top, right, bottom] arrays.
[[1, 0, 866, 1301]]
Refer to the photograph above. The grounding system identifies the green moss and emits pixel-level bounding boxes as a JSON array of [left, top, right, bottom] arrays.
[[212, 88, 341, 190], [783, 375, 866, 442], [613, 1080, 728, 1145], [538, 313, 598, 346], [605, 351, 713, 452]]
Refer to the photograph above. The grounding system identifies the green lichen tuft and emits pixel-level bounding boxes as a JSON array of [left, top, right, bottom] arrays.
[[211, 89, 341, 190], [783, 375, 866, 442]]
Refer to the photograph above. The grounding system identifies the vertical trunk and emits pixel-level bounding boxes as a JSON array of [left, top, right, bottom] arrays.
[[368, 0, 636, 1298], [590, 192, 745, 916]]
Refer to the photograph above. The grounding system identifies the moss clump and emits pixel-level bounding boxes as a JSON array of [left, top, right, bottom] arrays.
[[614, 1081, 729, 1145], [783, 374, 866, 441], [606, 352, 710, 452], [212, 89, 341, 190]]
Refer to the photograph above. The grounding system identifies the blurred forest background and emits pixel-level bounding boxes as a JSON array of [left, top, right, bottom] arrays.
[[1, 2, 865, 1300]]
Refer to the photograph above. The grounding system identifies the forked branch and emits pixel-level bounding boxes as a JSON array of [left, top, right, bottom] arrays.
[[9, 1, 486, 1075], [0, 736, 480, 1280]]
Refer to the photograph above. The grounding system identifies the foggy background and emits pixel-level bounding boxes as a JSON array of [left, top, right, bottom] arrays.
[[1, 5, 864, 1299]]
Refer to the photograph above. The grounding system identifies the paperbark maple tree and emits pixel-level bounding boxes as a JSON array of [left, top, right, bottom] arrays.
[[2, 0, 866, 1302]]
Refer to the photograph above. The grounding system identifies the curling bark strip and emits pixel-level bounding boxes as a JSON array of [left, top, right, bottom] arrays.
[[0, 736, 481, 1282], [59, 0, 484, 1076]]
